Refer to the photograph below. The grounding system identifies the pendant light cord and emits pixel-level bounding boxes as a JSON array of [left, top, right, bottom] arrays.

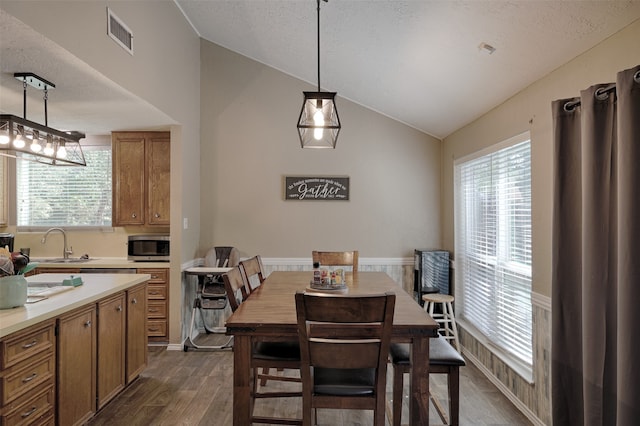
[[316, 0, 321, 92]]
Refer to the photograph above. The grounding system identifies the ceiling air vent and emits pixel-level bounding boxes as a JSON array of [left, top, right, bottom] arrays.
[[107, 8, 133, 55]]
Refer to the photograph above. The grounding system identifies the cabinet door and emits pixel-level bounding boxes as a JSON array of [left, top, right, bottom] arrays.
[[57, 306, 96, 426], [126, 284, 148, 383], [112, 134, 145, 226], [97, 294, 126, 409], [146, 134, 170, 226]]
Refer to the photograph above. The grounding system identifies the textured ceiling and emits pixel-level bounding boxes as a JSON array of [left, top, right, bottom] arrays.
[[1, 2, 640, 138], [177, 0, 640, 138]]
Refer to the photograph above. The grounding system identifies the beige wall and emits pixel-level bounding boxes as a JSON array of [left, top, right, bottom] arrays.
[[442, 19, 640, 298], [199, 40, 442, 259]]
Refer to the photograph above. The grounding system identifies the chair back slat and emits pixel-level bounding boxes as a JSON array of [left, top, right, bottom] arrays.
[[312, 250, 359, 272], [239, 255, 267, 293], [310, 340, 382, 369]]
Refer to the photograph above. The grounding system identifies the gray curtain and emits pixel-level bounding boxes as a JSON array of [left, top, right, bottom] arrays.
[[552, 64, 640, 426]]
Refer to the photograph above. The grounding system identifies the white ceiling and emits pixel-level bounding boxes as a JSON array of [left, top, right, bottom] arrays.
[[1, 2, 640, 139]]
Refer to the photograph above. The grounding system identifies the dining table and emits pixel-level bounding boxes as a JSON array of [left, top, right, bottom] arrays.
[[225, 270, 439, 425]]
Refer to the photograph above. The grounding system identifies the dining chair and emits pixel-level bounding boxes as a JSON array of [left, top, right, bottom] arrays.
[[239, 255, 267, 293], [224, 262, 303, 425], [312, 250, 359, 272], [387, 337, 466, 426], [295, 291, 395, 426], [221, 265, 250, 312]]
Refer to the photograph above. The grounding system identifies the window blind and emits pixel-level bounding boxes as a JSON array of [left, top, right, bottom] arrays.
[[16, 147, 112, 227], [454, 136, 532, 377]]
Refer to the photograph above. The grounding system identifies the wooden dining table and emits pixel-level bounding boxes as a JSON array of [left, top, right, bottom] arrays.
[[225, 270, 439, 425]]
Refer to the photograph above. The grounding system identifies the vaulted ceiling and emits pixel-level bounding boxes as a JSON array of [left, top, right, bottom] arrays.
[[1, 2, 640, 139]]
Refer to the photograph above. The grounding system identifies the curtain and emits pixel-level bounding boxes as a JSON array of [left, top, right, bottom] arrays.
[[552, 64, 640, 425]]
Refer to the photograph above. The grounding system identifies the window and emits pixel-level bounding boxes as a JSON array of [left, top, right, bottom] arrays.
[[16, 144, 112, 228], [454, 132, 532, 380]]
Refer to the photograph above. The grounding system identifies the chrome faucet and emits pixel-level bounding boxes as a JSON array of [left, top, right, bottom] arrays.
[[41, 228, 73, 259]]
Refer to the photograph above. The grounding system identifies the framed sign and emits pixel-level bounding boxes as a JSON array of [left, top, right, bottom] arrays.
[[284, 176, 350, 201]]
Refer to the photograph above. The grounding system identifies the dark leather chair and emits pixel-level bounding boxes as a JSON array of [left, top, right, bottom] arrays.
[[388, 337, 466, 426], [295, 291, 395, 426], [223, 262, 302, 425]]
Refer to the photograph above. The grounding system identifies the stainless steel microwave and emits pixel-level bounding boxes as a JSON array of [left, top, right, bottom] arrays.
[[127, 235, 170, 261]]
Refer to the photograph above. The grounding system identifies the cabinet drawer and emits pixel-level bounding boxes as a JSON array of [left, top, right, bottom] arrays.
[[147, 285, 167, 300], [1, 322, 54, 369], [147, 320, 167, 337], [137, 268, 167, 284], [1, 354, 54, 406], [2, 384, 54, 426], [147, 301, 167, 319]]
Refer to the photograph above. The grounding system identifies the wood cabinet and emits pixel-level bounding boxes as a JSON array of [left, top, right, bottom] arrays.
[[57, 306, 96, 426], [112, 131, 170, 227], [0, 320, 55, 425], [56, 284, 149, 424], [125, 284, 148, 383], [139, 268, 169, 342], [97, 294, 125, 409]]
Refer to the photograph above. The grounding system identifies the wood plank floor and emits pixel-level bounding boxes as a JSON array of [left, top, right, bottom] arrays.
[[89, 335, 533, 426]]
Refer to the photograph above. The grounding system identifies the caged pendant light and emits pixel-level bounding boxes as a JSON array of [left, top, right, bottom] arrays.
[[297, 0, 341, 149], [0, 73, 86, 166]]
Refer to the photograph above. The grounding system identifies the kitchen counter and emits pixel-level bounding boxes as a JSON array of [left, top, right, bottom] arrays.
[[0, 273, 150, 338], [29, 257, 170, 269]]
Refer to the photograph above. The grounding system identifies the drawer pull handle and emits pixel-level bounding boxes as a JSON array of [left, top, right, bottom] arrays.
[[22, 340, 38, 349], [149, 309, 159, 313], [84, 320, 92, 327], [22, 373, 37, 383], [131, 298, 138, 305], [21, 406, 37, 418], [117, 305, 123, 312], [151, 275, 159, 279], [131, 213, 137, 218], [154, 213, 160, 218], [149, 327, 160, 331]]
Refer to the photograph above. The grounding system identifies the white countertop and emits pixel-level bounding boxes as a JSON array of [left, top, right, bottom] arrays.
[[0, 273, 150, 339], [30, 257, 170, 269]]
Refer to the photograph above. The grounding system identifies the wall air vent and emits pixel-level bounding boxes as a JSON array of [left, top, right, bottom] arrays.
[[107, 8, 133, 55]]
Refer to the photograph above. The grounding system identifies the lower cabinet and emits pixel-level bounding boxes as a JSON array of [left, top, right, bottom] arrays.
[[57, 306, 97, 426], [97, 294, 126, 409], [51, 283, 147, 426], [126, 284, 148, 383], [0, 320, 56, 425]]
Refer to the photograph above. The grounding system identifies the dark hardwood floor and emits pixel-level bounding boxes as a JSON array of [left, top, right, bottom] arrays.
[[89, 335, 533, 425]]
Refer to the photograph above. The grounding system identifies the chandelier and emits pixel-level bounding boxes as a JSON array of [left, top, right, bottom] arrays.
[[0, 73, 86, 166], [296, 0, 341, 149]]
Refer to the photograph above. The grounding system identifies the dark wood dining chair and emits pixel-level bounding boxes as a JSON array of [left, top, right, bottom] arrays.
[[221, 265, 250, 312], [239, 255, 267, 293], [224, 262, 302, 425], [312, 250, 359, 272], [387, 337, 466, 426], [295, 291, 395, 426]]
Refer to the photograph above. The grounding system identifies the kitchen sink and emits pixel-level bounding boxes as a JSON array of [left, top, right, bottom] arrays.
[[33, 258, 93, 263]]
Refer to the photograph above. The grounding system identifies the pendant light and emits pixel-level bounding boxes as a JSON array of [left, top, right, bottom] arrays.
[[0, 73, 86, 166], [297, 0, 341, 149]]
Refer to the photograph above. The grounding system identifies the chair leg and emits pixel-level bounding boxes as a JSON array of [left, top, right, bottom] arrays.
[[392, 366, 404, 426], [448, 366, 460, 426]]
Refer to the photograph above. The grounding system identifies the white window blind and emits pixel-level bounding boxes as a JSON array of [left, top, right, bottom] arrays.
[[16, 146, 112, 228], [454, 134, 532, 379]]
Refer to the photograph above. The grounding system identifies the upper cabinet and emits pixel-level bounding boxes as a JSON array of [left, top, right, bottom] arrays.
[[112, 131, 170, 227]]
